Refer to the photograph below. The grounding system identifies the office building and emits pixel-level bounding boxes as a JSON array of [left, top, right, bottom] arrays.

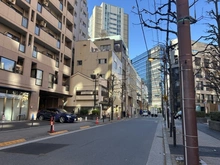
[[131, 51, 148, 85], [89, 2, 129, 48]]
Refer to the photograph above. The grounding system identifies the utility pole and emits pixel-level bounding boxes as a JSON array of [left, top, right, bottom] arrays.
[[111, 74, 115, 120], [176, 0, 199, 164], [94, 77, 97, 110]]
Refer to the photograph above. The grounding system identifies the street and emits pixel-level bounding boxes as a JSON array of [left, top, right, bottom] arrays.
[[0, 117, 160, 165]]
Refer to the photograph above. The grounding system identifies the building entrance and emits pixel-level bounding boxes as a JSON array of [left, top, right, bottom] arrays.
[[0, 88, 29, 121]]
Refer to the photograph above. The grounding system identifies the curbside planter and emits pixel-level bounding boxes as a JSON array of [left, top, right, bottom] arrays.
[[209, 120, 220, 131]]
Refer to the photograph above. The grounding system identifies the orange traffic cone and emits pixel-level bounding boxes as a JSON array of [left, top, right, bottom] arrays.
[[95, 117, 99, 124]]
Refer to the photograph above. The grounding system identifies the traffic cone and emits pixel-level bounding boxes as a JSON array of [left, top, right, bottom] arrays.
[[95, 117, 99, 124]]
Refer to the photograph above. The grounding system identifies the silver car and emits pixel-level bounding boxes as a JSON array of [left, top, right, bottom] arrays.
[[142, 110, 148, 117]]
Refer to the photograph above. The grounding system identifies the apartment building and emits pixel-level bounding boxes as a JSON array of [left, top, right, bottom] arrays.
[[89, 2, 129, 48], [0, 0, 88, 121], [170, 39, 219, 112]]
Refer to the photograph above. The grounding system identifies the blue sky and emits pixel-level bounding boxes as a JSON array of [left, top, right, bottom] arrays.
[[88, 0, 214, 59]]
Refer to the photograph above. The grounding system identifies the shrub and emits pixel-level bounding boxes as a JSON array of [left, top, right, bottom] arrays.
[[92, 110, 100, 115], [210, 112, 220, 122], [80, 109, 89, 115], [196, 111, 205, 118]]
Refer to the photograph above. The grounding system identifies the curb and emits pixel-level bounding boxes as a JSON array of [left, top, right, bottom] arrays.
[[162, 121, 173, 165]]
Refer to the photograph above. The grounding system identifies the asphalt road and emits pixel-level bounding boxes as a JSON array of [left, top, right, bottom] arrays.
[[0, 117, 160, 165]]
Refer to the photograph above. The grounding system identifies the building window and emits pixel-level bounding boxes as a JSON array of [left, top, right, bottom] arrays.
[[36, 70, 43, 86], [195, 57, 201, 66], [37, 3, 42, 13], [19, 43, 25, 53], [99, 59, 107, 64], [0, 57, 15, 72], [57, 40, 60, 49], [100, 44, 111, 51], [59, 2, 63, 11], [204, 59, 209, 68], [196, 81, 203, 90], [32, 46, 38, 58], [48, 73, 54, 88], [77, 60, 82, 65], [58, 21, 62, 29], [15, 57, 24, 74], [35, 26, 40, 35], [22, 17, 28, 28], [195, 70, 202, 78]]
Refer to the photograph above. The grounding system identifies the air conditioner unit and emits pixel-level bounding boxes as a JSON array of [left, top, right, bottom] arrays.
[[7, 0, 16, 5], [40, 20, 47, 27], [42, 0, 49, 6]]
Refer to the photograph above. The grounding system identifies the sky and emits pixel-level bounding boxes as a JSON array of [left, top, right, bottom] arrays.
[[87, 0, 214, 59]]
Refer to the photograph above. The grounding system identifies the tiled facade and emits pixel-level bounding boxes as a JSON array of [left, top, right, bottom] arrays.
[[0, 0, 88, 121], [170, 38, 219, 112]]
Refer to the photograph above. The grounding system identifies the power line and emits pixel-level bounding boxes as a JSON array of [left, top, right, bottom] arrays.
[[135, 0, 148, 51]]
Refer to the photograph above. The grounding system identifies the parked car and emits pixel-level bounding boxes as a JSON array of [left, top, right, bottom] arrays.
[[37, 108, 77, 123], [142, 110, 148, 117], [174, 110, 182, 119]]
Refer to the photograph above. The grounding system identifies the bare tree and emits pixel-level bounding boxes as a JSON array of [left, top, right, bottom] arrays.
[[193, 0, 220, 100]]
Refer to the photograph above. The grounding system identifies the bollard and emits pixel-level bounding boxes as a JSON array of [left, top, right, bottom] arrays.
[[1, 114, 5, 130], [173, 126, 176, 146], [31, 114, 34, 126], [85, 116, 87, 121], [49, 116, 55, 133], [170, 122, 172, 137]]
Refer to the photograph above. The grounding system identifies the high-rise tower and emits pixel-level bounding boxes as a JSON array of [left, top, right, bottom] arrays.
[[89, 3, 129, 48]]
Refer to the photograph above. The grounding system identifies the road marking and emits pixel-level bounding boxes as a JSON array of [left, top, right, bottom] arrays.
[[49, 130, 68, 135], [80, 126, 90, 129], [0, 138, 26, 147]]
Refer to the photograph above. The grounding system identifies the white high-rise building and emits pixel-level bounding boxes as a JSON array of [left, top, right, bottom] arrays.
[[89, 2, 129, 48]]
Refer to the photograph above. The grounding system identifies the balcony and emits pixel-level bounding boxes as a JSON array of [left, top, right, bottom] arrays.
[[0, 32, 25, 54], [64, 45, 72, 56], [41, 7, 60, 30], [65, 28, 73, 42], [63, 65, 71, 75], [0, 2, 23, 27], [66, 11, 74, 24], [38, 29, 58, 49], [35, 51, 57, 68]]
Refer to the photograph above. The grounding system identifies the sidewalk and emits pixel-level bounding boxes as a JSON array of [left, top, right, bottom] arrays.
[[164, 119, 220, 165]]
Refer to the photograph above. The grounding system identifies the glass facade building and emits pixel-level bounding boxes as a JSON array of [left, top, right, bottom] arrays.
[[131, 51, 148, 85]]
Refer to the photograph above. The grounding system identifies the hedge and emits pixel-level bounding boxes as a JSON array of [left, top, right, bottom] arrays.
[[196, 111, 206, 118], [210, 112, 220, 122]]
